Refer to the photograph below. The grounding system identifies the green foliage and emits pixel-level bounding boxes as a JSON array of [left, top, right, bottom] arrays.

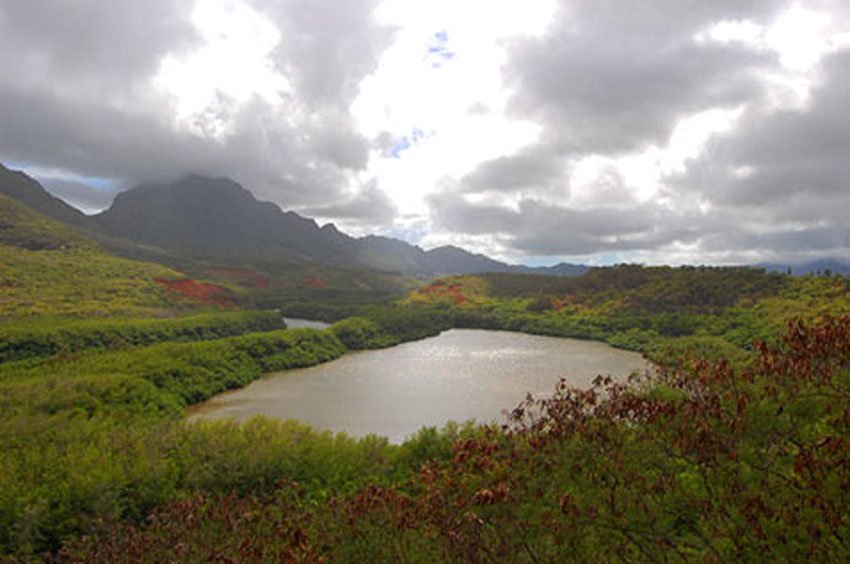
[[3, 256, 850, 559], [0, 310, 284, 363], [330, 317, 394, 349], [283, 301, 453, 345], [0, 328, 346, 408], [0, 328, 353, 554], [356, 304, 451, 343], [0, 193, 200, 319], [478, 264, 788, 314], [60, 316, 850, 562], [404, 267, 850, 365]]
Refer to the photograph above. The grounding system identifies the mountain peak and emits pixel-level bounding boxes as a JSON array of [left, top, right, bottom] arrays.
[[93, 174, 354, 263]]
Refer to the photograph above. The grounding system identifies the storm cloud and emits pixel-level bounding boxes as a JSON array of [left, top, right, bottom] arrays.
[[436, 0, 850, 263], [1, 0, 849, 263], [0, 0, 389, 219]]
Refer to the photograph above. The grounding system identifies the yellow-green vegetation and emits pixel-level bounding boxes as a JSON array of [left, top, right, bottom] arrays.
[[403, 266, 850, 364], [0, 327, 386, 554], [0, 193, 192, 319], [56, 315, 850, 562], [2, 196, 849, 560], [0, 311, 284, 363], [0, 321, 481, 557], [330, 316, 395, 349]]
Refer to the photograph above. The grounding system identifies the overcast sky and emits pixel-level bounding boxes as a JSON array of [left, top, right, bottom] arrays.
[[1, 0, 849, 265]]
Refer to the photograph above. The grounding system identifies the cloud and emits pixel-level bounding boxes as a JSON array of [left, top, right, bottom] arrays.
[[0, 0, 388, 214], [428, 188, 699, 256], [664, 49, 850, 259], [461, 145, 565, 193], [503, 0, 784, 155], [0, 0, 199, 89], [434, 0, 850, 262], [298, 181, 398, 227], [1, 0, 849, 264]]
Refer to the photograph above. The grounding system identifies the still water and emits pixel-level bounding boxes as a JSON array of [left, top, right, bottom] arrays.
[[283, 317, 331, 329], [189, 328, 649, 443]]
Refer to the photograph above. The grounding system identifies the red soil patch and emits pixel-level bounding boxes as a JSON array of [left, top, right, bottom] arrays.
[[155, 278, 237, 307], [300, 276, 327, 289], [203, 267, 270, 289], [417, 281, 467, 304]]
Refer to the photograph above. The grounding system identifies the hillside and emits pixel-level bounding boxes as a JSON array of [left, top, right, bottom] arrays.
[[400, 266, 850, 363], [2, 197, 850, 559], [0, 192, 199, 319]]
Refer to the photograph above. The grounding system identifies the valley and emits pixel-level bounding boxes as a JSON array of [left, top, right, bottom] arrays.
[[1, 165, 849, 561], [4, 2, 850, 559]]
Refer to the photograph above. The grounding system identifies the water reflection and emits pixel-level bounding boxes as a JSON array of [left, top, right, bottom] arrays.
[[283, 317, 331, 329], [189, 329, 649, 443]]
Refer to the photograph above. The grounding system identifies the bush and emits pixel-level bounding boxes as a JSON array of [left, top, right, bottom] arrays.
[[0, 311, 284, 364], [330, 317, 394, 349], [61, 316, 850, 562]]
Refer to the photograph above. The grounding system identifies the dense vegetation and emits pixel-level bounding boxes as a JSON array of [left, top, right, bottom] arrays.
[[0, 194, 195, 319], [0, 311, 284, 363], [401, 267, 850, 365], [3, 189, 850, 560], [57, 315, 850, 561], [0, 327, 359, 554]]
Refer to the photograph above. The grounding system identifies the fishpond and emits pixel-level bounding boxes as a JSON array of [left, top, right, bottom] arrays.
[[189, 328, 650, 442]]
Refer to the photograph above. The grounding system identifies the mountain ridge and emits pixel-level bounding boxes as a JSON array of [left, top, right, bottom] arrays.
[[0, 164, 587, 277], [0, 164, 89, 228]]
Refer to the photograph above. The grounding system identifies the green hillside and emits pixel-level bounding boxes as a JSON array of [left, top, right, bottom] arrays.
[[0, 193, 190, 319], [401, 267, 850, 363]]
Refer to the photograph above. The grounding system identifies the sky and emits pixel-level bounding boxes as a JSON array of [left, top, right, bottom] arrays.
[[1, 0, 849, 266]]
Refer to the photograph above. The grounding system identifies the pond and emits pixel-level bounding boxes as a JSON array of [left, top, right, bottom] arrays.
[[188, 329, 650, 443], [282, 317, 331, 329]]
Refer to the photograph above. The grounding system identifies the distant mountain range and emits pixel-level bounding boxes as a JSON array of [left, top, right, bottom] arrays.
[[0, 164, 587, 278], [759, 259, 850, 276]]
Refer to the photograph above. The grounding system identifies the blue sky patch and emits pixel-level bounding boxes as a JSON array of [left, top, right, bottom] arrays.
[[9, 161, 120, 191], [390, 137, 411, 158], [426, 30, 454, 68], [389, 128, 431, 158]]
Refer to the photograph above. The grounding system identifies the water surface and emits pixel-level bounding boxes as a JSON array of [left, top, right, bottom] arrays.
[[189, 329, 649, 442], [283, 317, 331, 329]]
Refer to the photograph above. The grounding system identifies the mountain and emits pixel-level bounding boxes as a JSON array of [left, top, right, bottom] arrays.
[[92, 175, 356, 266], [759, 259, 850, 276], [420, 245, 515, 275], [354, 235, 429, 273], [1, 165, 586, 278], [0, 164, 88, 227]]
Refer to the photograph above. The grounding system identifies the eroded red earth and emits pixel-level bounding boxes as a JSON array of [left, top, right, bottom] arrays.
[[155, 278, 237, 307], [416, 281, 467, 304]]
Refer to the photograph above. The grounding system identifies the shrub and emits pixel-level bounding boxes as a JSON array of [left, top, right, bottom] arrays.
[[330, 317, 394, 349]]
